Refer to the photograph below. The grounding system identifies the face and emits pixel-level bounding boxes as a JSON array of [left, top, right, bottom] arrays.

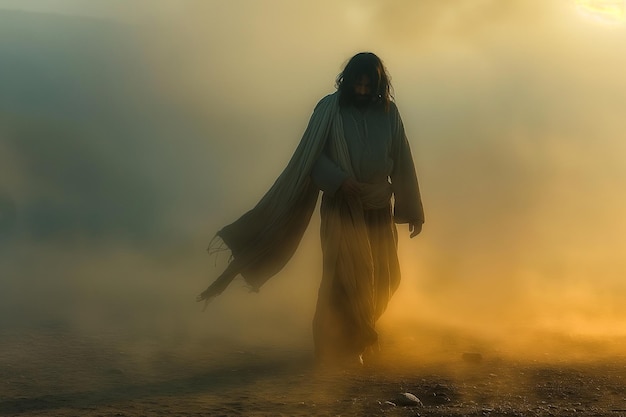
[[353, 75, 372, 104]]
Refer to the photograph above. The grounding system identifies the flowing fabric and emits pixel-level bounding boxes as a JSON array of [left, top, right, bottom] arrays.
[[198, 93, 341, 301], [198, 92, 414, 360], [313, 203, 399, 359], [312, 112, 398, 359]]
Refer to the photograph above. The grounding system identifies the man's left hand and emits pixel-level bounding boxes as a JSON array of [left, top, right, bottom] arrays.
[[409, 222, 422, 238]]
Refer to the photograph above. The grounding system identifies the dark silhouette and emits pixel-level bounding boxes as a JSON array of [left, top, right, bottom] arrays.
[[199, 52, 424, 366]]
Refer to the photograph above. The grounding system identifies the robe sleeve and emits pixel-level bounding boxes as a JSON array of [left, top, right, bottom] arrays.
[[390, 102, 425, 224], [311, 151, 350, 196]]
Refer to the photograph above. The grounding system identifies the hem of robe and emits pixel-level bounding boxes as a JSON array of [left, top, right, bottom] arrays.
[[313, 201, 400, 361]]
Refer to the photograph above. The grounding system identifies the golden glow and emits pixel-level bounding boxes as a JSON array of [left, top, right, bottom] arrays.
[[575, 0, 625, 24], [3, 0, 626, 365]]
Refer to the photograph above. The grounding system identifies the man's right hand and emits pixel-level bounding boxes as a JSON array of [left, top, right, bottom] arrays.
[[340, 177, 364, 197]]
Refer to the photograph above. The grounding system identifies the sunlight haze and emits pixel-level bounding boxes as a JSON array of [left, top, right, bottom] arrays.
[[1, 0, 626, 362]]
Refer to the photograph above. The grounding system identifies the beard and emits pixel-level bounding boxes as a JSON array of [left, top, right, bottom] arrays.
[[354, 94, 372, 107]]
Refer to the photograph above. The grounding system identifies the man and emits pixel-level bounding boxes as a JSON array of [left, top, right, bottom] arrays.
[[198, 52, 424, 365]]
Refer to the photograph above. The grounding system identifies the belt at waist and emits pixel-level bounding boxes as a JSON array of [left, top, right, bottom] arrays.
[[360, 181, 392, 210]]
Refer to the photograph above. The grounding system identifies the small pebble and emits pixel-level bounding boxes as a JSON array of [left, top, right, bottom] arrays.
[[394, 392, 423, 407]]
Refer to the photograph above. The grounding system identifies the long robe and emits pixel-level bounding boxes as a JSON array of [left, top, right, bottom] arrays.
[[310, 101, 424, 360], [199, 93, 424, 359]]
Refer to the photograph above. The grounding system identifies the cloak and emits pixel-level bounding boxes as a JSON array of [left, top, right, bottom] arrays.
[[198, 92, 394, 303], [198, 93, 340, 301]]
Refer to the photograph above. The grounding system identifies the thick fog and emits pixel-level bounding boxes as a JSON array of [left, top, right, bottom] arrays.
[[1, 0, 625, 360]]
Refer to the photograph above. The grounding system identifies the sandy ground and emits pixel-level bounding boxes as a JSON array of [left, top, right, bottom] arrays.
[[2, 325, 626, 417]]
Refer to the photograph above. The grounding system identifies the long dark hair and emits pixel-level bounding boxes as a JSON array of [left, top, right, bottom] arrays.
[[336, 52, 393, 110]]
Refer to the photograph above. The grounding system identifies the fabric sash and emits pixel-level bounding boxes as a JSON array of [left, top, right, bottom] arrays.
[[360, 182, 393, 210]]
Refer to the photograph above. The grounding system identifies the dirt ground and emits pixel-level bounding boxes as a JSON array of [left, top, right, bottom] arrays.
[[2, 326, 626, 417]]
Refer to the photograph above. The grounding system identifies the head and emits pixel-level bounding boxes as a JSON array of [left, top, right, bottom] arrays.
[[336, 52, 393, 110]]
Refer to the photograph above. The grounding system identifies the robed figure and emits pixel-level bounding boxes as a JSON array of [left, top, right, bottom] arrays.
[[198, 52, 425, 365]]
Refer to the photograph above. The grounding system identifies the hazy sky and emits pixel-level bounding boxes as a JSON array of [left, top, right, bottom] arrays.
[[1, 0, 625, 355]]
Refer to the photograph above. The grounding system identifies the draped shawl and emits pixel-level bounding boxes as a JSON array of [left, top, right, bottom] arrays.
[[198, 92, 392, 303], [198, 93, 339, 301]]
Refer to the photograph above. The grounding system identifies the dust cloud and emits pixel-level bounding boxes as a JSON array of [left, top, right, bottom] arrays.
[[1, 0, 626, 368]]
